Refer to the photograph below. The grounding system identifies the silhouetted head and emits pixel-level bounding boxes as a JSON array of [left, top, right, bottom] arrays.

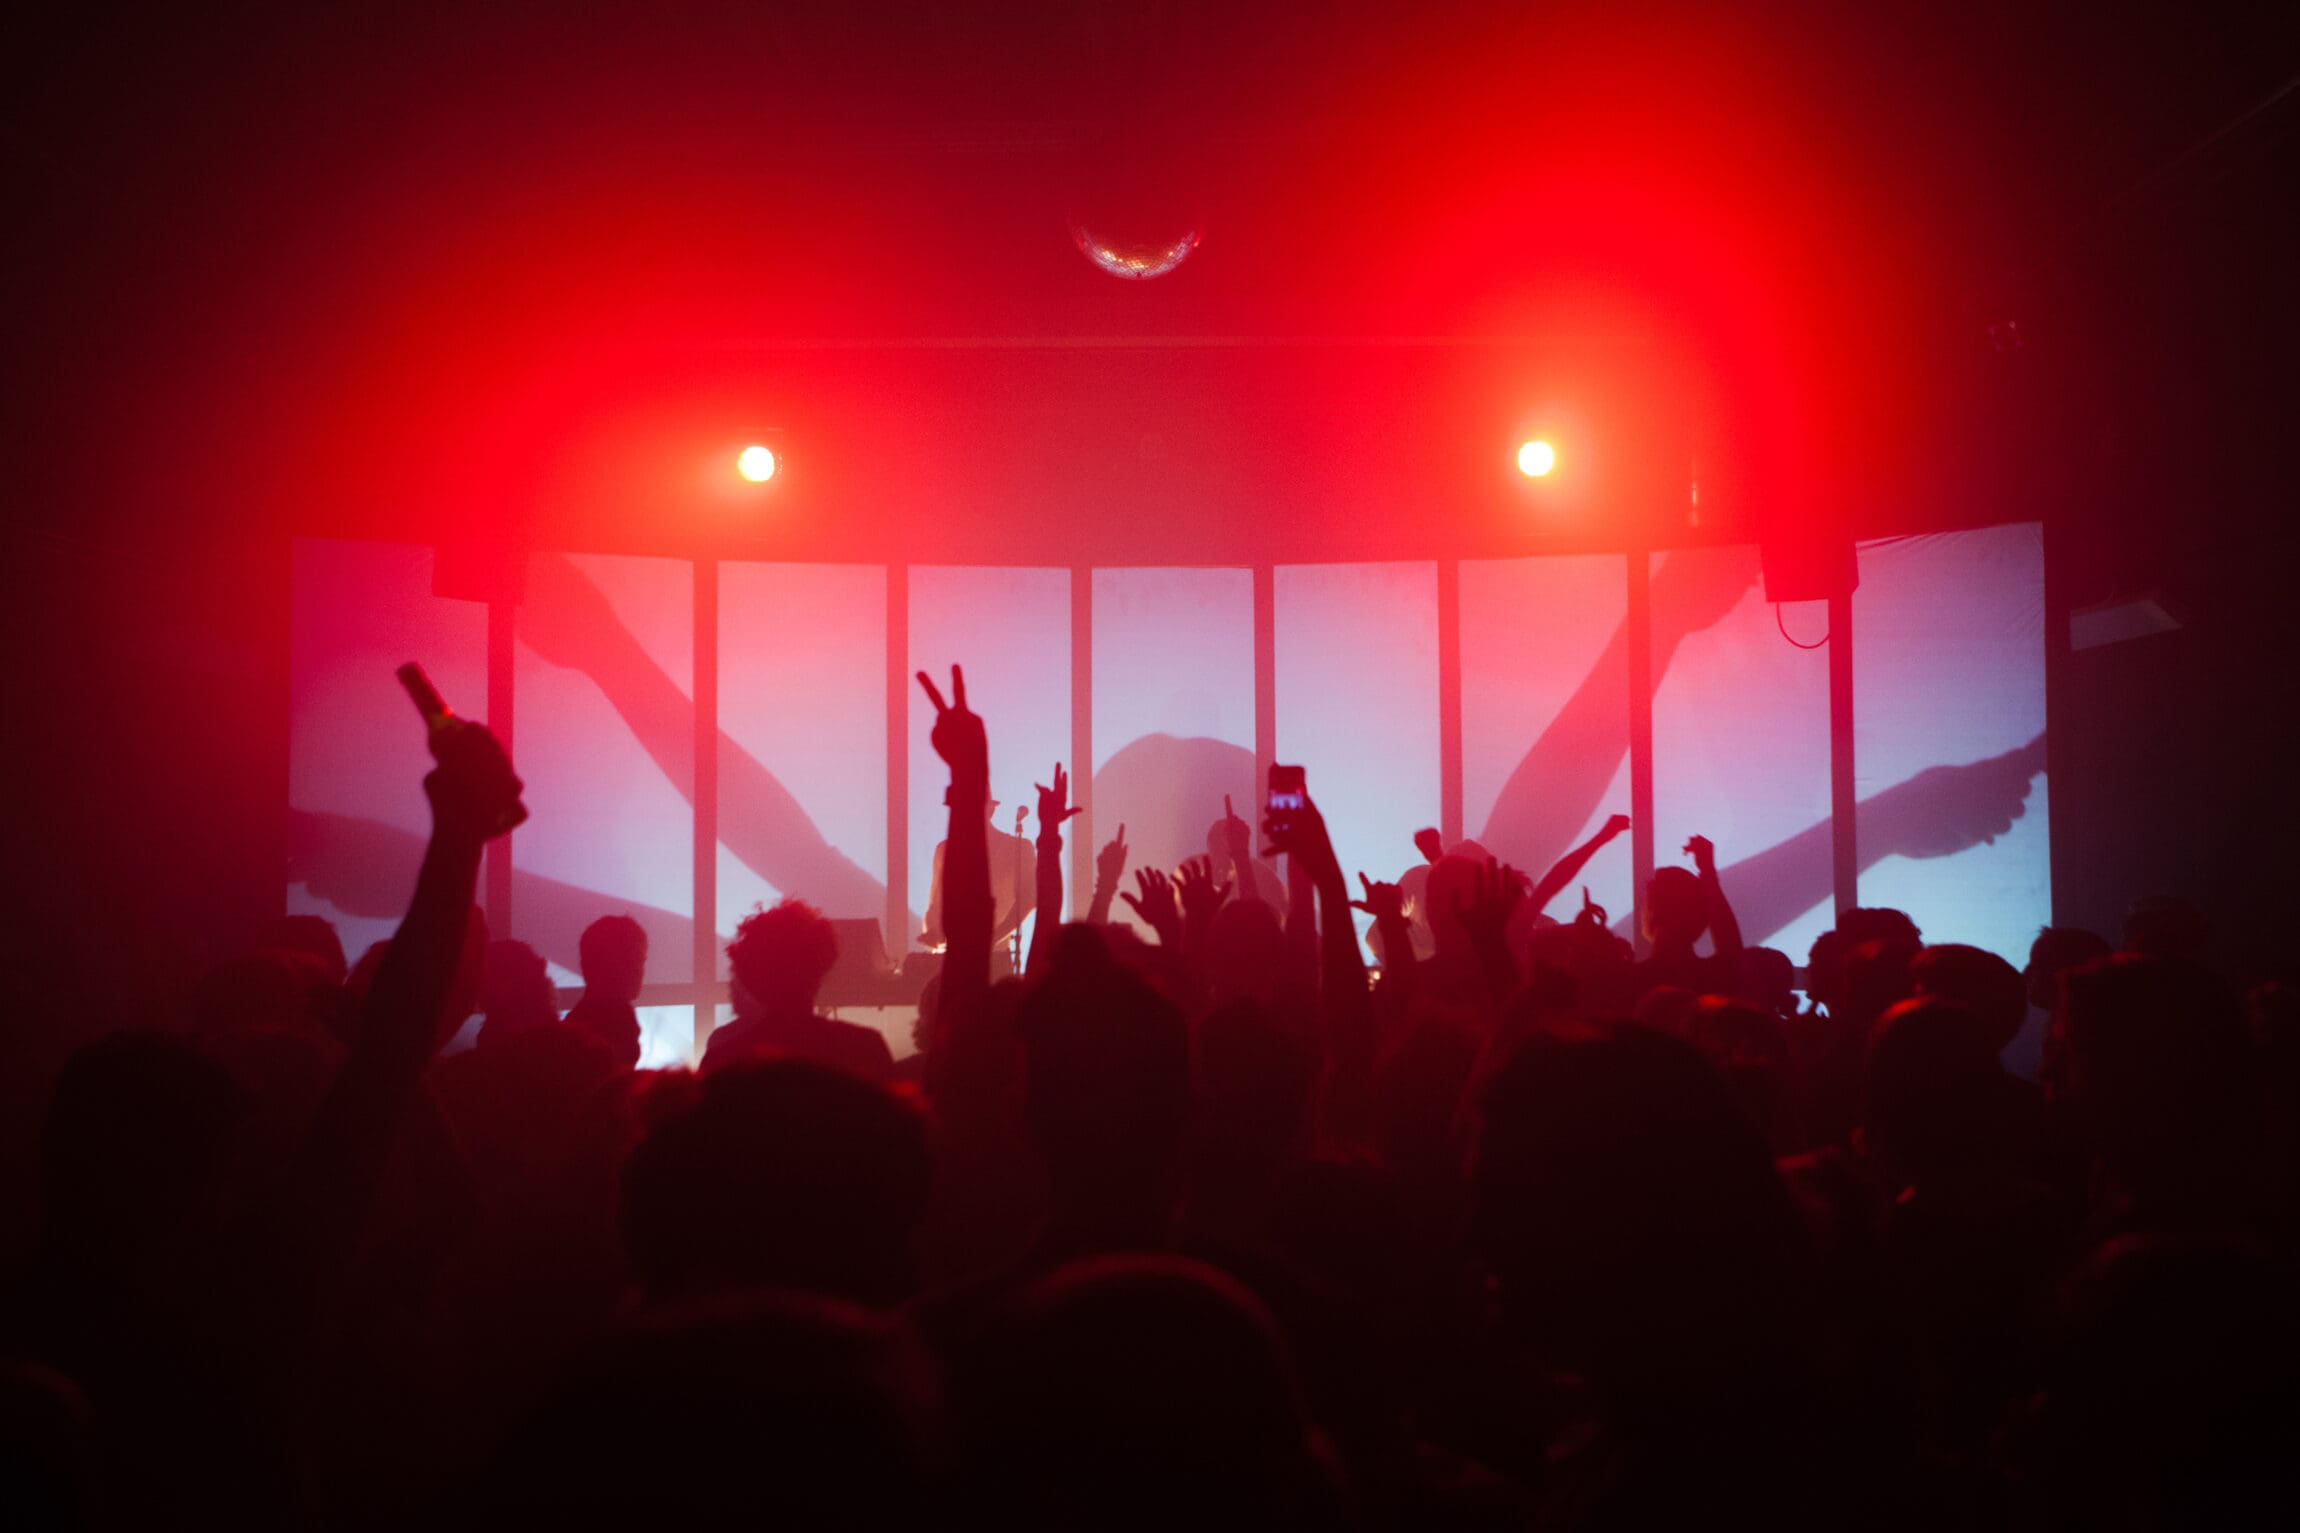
[[1840, 907, 1922, 948], [578, 915, 648, 1004], [1421, 852, 1487, 955], [40, 1032, 249, 1282], [958, 1254, 1341, 1529], [478, 1291, 936, 1526], [1842, 936, 1921, 1035], [1738, 945, 1798, 1016], [1473, 1023, 1809, 1406], [1687, 996, 1801, 1154], [2027, 926, 2113, 1011], [1911, 943, 2029, 1052], [1644, 865, 1708, 949], [2024, 1234, 2300, 1528], [621, 1057, 930, 1307], [1804, 929, 1845, 1014], [189, 949, 337, 1039], [727, 899, 839, 1017], [2121, 894, 2210, 962], [1864, 997, 2011, 1187], [2056, 955, 2253, 1198], [477, 940, 558, 1049], [251, 914, 347, 986], [1017, 925, 1190, 1236], [0, 1363, 98, 1530]]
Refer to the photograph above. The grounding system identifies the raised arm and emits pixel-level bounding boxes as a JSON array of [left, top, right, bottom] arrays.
[[1267, 796, 1370, 1035], [1526, 812, 1631, 917], [919, 666, 993, 1021], [1026, 762, 1082, 976], [1455, 857, 1530, 1011], [1353, 873, 1418, 1016], [1686, 834, 1743, 964], [1085, 823, 1128, 926], [293, 708, 523, 1273], [1219, 796, 1266, 908]]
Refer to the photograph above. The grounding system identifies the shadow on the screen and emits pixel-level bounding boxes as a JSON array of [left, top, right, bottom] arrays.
[[290, 808, 698, 979]]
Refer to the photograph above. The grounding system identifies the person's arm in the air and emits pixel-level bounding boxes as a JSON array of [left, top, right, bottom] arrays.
[[1218, 796, 1265, 908], [1026, 764, 1081, 977], [286, 712, 522, 1292], [1354, 873, 1418, 1029], [1686, 834, 1743, 966], [1085, 824, 1127, 926], [1526, 813, 1630, 917], [1455, 857, 1529, 1011], [919, 668, 992, 1023], [1269, 797, 1371, 1037]]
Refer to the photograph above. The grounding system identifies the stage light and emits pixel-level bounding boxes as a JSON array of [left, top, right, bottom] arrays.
[[1517, 440, 1557, 478], [737, 444, 778, 483]]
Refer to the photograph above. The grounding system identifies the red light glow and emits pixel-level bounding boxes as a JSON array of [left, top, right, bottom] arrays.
[[1517, 440, 1557, 477], [737, 444, 778, 483]]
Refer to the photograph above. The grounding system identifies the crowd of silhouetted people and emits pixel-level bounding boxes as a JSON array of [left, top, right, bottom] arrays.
[[3, 661, 2297, 1531]]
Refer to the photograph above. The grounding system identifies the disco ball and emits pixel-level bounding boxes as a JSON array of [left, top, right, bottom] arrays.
[[1070, 222, 1202, 281]]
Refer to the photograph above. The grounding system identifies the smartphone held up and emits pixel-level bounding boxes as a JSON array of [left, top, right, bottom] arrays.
[[1263, 763, 1306, 856]]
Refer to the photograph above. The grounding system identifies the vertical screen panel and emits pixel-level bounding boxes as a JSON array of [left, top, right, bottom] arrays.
[[909, 568, 1071, 953], [1650, 545, 1834, 958], [1854, 525, 2048, 963], [514, 551, 696, 984], [1274, 562, 1441, 939], [1091, 567, 1257, 918], [719, 563, 890, 972], [1460, 555, 1635, 925], [289, 539, 487, 967]]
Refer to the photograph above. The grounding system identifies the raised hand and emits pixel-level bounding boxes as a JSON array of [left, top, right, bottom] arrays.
[[1120, 866, 1183, 947], [1863, 735, 2045, 859], [1351, 873, 1406, 924], [917, 665, 988, 788], [1218, 794, 1253, 866], [1601, 813, 1631, 841], [1454, 857, 1528, 947], [1035, 762, 1084, 841], [1684, 834, 1717, 876], [1577, 885, 1608, 928], [424, 720, 525, 846], [1096, 823, 1130, 889], [1176, 855, 1233, 927], [1263, 794, 1340, 884]]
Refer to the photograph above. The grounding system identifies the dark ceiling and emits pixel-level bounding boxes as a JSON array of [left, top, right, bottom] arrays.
[[3, 0, 2296, 966], [3, 0, 2296, 573]]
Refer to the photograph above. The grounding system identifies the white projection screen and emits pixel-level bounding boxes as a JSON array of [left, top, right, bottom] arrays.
[[513, 551, 696, 985], [289, 539, 486, 970], [1852, 525, 2049, 963], [1650, 545, 1836, 961], [287, 525, 2052, 1062], [1092, 566, 1260, 937], [907, 567, 1071, 959], [1275, 561, 1442, 938], [718, 562, 890, 953], [1460, 554, 1636, 929]]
